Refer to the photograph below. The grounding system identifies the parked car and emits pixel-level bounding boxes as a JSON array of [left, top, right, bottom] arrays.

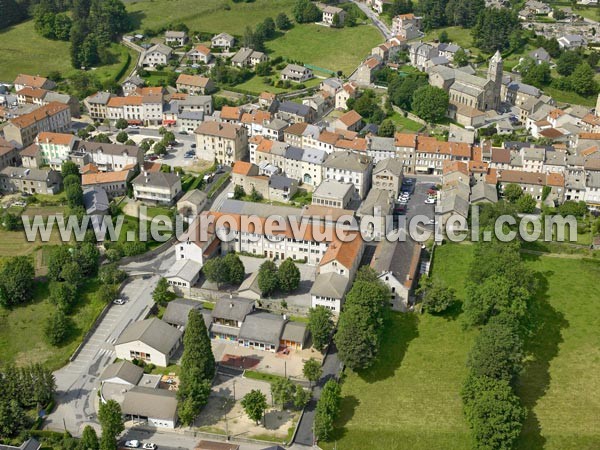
[[424, 198, 436, 204], [113, 298, 126, 305], [227, 192, 235, 199], [184, 153, 194, 159], [149, 155, 159, 161], [191, 143, 196, 148], [142, 444, 157, 450], [125, 441, 139, 448]]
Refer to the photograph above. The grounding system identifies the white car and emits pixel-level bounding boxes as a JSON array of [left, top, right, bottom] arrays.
[[424, 198, 436, 204], [142, 444, 157, 450], [125, 441, 140, 448], [113, 298, 126, 305]]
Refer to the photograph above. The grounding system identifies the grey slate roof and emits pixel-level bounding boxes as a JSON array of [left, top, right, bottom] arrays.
[[373, 157, 403, 176], [357, 188, 393, 216], [238, 271, 260, 296], [74, 140, 141, 157], [470, 182, 498, 203], [269, 174, 295, 190], [83, 186, 110, 215], [324, 151, 371, 172], [165, 259, 202, 283], [370, 239, 421, 286], [310, 272, 350, 298], [115, 318, 182, 355], [369, 136, 395, 153], [278, 101, 311, 117], [314, 179, 354, 200], [86, 91, 112, 105], [0, 166, 59, 182], [238, 312, 285, 346], [121, 386, 178, 421], [281, 321, 308, 344], [212, 297, 255, 322], [132, 171, 180, 189], [178, 188, 207, 206], [100, 360, 144, 385], [163, 298, 204, 327], [0, 439, 40, 450]]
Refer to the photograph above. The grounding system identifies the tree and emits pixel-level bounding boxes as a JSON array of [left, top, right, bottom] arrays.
[[271, 378, 295, 410], [438, 30, 449, 43], [278, 258, 300, 293], [79, 425, 99, 450], [180, 309, 215, 384], [115, 131, 128, 143], [260, 17, 276, 39], [222, 253, 244, 285], [0, 398, 26, 438], [417, 275, 457, 314], [461, 375, 526, 450], [203, 257, 229, 286], [61, 261, 83, 287], [293, 384, 310, 409], [66, 182, 84, 208], [233, 184, 246, 199], [0, 256, 35, 307], [416, 0, 448, 30], [454, 48, 469, 67], [411, 85, 449, 123], [522, 61, 551, 88], [516, 193, 536, 213], [178, 379, 211, 425], [49, 281, 77, 313], [241, 389, 268, 425], [152, 277, 171, 306], [558, 200, 588, 217], [391, 0, 414, 16], [74, 242, 100, 276], [47, 246, 72, 282], [308, 306, 333, 352], [2, 211, 21, 231], [153, 142, 167, 156], [503, 183, 523, 202], [303, 358, 322, 387], [471, 9, 520, 53], [44, 310, 69, 346], [378, 119, 396, 137], [445, 0, 484, 27], [556, 50, 582, 76], [293, 0, 321, 23], [335, 279, 389, 370], [314, 379, 341, 441], [569, 62, 598, 97], [115, 118, 128, 130], [467, 316, 523, 381], [331, 12, 342, 28], [98, 400, 124, 450], [93, 133, 111, 143], [258, 259, 279, 296], [62, 160, 80, 178], [249, 186, 263, 202], [276, 12, 292, 30]]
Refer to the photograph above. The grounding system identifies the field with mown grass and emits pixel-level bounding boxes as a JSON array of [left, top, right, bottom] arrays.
[[0, 278, 107, 370], [0, 19, 134, 82], [125, 0, 295, 34], [325, 243, 600, 450]]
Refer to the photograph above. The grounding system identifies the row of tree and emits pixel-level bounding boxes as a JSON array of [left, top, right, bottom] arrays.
[[334, 267, 390, 371], [203, 253, 246, 287], [460, 239, 534, 449], [257, 258, 301, 297], [0, 364, 55, 438]]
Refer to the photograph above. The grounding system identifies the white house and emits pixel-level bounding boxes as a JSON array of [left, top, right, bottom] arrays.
[[114, 318, 183, 367], [165, 30, 187, 46], [310, 272, 350, 313], [211, 32, 235, 50], [280, 64, 314, 83], [142, 43, 173, 69]]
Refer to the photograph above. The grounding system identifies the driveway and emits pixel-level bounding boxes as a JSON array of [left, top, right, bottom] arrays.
[[46, 276, 159, 435]]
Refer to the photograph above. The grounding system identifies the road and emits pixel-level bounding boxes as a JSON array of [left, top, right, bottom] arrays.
[[46, 277, 158, 435], [119, 429, 279, 450], [293, 343, 342, 447], [46, 247, 176, 436], [351, 0, 392, 39]]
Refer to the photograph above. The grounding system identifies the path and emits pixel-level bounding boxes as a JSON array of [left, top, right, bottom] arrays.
[[293, 343, 343, 446]]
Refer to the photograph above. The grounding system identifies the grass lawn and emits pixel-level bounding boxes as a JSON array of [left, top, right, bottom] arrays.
[[326, 244, 476, 450], [126, 0, 295, 35], [0, 19, 134, 83], [266, 24, 382, 76], [388, 111, 425, 132], [543, 85, 597, 107], [234, 74, 321, 95], [329, 242, 600, 449], [0, 278, 107, 370], [424, 26, 474, 50]]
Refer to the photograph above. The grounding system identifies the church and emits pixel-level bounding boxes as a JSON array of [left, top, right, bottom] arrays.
[[427, 51, 504, 126]]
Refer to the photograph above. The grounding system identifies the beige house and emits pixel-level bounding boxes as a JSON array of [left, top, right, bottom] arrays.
[[194, 121, 248, 166], [165, 30, 187, 46], [280, 64, 313, 83], [131, 171, 182, 205], [176, 74, 216, 95], [82, 170, 132, 199], [322, 5, 346, 26], [373, 158, 404, 197], [3, 102, 71, 148], [333, 110, 363, 132], [335, 82, 358, 110], [0, 138, 22, 171], [177, 189, 208, 220], [0, 166, 62, 195], [323, 151, 373, 199], [13, 73, 56, 92], [84, 92, 112, 121], [114, 318, 183, 367], [142, 43, 172, 69], [211, 32, 235, 50], [312, 179, 355, 209], [19, 144, 41, 169]]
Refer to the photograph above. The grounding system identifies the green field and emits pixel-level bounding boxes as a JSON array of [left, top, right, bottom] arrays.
[[328, 243, 600, 450], [388, 111, 425, 132], [424, 26, 474, 50], [234, 74, 321, 95], [0, 19, 135, 83], [126, 0, 295, 34], [266, 23, 382, 76], [0, 278, 107, 370]]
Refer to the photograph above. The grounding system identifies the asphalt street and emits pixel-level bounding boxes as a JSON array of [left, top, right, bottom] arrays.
[[46, 247, 176, 436]]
